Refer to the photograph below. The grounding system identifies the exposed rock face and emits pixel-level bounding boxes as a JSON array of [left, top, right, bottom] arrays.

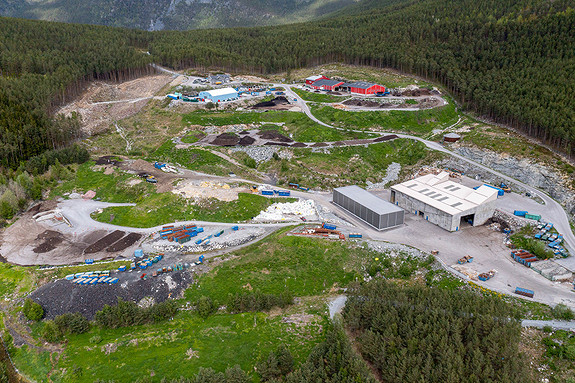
[[442, 147, 575, 218]]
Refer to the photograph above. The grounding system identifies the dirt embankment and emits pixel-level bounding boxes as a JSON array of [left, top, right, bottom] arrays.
[[58, 74, 179, 135]]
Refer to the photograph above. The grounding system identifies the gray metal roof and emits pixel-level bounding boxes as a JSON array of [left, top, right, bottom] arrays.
[[444, 133, 461, 138], [312, 79, 344, 87], [334, 185, 403, 215], [341, 81, 377, 89]]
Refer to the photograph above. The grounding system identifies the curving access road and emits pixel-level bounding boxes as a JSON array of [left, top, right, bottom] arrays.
[[283, 84, 575, 263]]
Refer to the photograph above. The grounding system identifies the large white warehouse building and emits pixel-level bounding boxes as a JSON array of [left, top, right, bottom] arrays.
[[390, 172, 498, 232], [198, 88, 238, 103]]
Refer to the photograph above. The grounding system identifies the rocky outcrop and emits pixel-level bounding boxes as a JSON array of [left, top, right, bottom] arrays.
[[441, 147, 575, 218]]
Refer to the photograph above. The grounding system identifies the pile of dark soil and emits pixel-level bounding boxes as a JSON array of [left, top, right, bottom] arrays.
[[239, 130, 250, 135], [291, 142, 307, 148], [311, 142, 328, 147], [264, 142, 290, 147], [33, 230, 64, 253], [30, 271, 194, 319], [95, 156, 122, 166], [343, 99, 380, 107], [373, 134, 398, 142], [343, 139, 372, 145], [252, 96, 289, 109], [211, 133, 240, 146], [84, 230, 125, 254], [258, 130, 293, 142], [238, 136, 256, 146], [332, 141, 345, 146], [106, 233, 142, 252], [401, 88, 432, 96]]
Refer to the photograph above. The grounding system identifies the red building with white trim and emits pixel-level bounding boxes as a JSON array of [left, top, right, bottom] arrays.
[[305, 75, 328, 85], [310, 79, 345, 91], [340, 81, 386, 95]]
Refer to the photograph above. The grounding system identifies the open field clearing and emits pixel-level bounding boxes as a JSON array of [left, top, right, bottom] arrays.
[[311, 102, 460, 135]]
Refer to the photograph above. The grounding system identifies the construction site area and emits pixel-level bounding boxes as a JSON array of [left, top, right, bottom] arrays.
[[0, 65, 571, 345]]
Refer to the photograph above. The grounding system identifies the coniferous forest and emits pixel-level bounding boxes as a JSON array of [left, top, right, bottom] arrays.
[[1, 0, 574, 171], [343, 281, 535, 383]]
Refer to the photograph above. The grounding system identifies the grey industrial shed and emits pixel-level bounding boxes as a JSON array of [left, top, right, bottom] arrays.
[[333, 185, 405, 230]]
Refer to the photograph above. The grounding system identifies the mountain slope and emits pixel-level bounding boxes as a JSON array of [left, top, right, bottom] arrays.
[[0, 0, 574, 169], [0, 0, 361, 30]]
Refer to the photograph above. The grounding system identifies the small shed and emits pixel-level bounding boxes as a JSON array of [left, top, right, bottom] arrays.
[[444, 133, 462, 143]]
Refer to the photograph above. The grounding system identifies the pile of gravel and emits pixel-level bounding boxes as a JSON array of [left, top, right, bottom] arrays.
[[231, 146, 277, 163], [30, 271, 194, 319], [367, 162, 401, 189]]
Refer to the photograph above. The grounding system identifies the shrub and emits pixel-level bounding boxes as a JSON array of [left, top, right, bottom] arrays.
[[54, 312, 90, 335], [89, 335, 102, 344], [552, 304, 575, 320], [22, 299, 44, 321], [196, 296, 217, 319], [95, 298, 178, 328], [227, 290, 293, 313], [42, 320, 62, 343]]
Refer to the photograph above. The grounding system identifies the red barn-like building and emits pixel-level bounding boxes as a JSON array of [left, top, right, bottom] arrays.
[[310, 79, 344, 91], [340, 81, 386, 95], [305, 75, 328, 85]]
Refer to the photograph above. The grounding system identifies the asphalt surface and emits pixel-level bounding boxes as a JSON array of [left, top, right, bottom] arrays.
[[522, 319, 575, 330]]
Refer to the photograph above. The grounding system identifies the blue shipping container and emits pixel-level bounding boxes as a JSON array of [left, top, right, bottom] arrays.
[[278, 191, 291, 196], [262, 190, 274, 196], [323, 223, 337, 230], [514, 210, 528, 217], [232, 226, 239, 231], [484, 184, 505, 196]]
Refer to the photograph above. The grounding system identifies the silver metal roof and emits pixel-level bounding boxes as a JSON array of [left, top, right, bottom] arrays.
[[334, 185, 403, 215]]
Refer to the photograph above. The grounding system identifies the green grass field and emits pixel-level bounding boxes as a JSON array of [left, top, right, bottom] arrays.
[[181, 110, 375, 142], [51, 162, 154, 203], [292, 88, 346, 103], [151, 141, 253, 177], [93, 193, 291, 227], [0, 263, 36, 299], [50, 309, 325, 382], [311, 102, 459, 135], [258, 139, 428, 189]]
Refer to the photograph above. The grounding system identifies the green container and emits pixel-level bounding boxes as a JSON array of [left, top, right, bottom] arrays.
[[525, 214, 541, 221]]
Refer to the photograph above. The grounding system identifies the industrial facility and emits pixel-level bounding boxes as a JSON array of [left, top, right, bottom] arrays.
[[390, 172, 498, 232], [198, 88, 238, 103], [305, 75, 327, 85], [333, 185, 405, 230], [339, 81, 386, 94], [309, 79, 345, 91], [306, 75, 386, 94]]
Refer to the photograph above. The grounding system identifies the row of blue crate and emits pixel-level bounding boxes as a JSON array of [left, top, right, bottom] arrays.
[[533, 222, 568, 257], [66, 271, 119, 285], [261, 190, 291, 196]]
